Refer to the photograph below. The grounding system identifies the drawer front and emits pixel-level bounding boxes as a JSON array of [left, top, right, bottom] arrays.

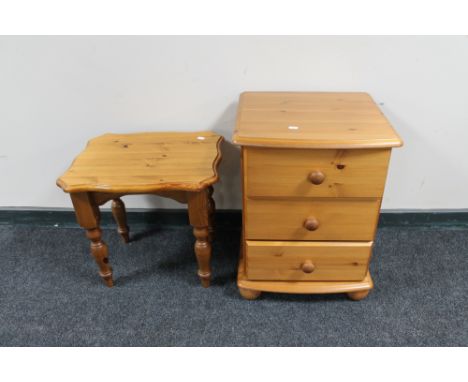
[[246, 240, 372, 281], [245, 198, 380, 241], [244, 147, 390, 198]]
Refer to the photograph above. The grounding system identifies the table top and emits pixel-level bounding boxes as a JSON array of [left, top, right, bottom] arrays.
[[57, 131, 223, 193], [233, 92, 403, 149]]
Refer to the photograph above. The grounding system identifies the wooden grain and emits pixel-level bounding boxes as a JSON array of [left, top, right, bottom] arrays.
[[57, 131, 223, 193], [207, 186, 215, 241], [111, 198, 130, 243], [244, 147, 391, 198], [234, 91, 400, 299], [70, 192, 113, 287], [59, 132, 222, 288], [238, 287, 262, 300], [245, 198, 380, 241], [238, 251, 373, 295], [347, 290, 370, 301], [188, 189, 212, 288], [233, 92, 403, 148], [245, 240, 372, 281], [301, 260, 315, 273]]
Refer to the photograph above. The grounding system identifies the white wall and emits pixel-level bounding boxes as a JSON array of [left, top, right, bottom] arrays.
[[1, 36, 467, 210]]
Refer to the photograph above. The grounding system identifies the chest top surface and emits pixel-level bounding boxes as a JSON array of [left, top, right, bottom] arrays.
[[233, 92, 403, 149]]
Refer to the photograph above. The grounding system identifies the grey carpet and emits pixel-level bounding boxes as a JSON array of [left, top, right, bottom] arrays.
[[0, 224, 467, 346]]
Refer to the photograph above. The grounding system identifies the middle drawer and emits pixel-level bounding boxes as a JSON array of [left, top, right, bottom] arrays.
[[245, 198, 380, 241]]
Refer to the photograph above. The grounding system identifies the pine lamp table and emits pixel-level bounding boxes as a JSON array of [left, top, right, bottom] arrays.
[[233, 92, 403, 300], [57, 131, 223, 288]]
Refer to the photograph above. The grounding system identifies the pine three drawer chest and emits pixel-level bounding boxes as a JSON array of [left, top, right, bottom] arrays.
[[233, 92, 403, 300]]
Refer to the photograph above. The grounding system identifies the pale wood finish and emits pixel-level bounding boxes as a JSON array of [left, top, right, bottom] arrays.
[[233, 92, 403, 148], [245, 147, 391, 198], [239, 287, 262, 300], [207, 186, 215, 241], [188, 189, 212, 288], [70, 192, 113, 287], [347, 290, 371, 301], [57, 132, 223, 193], [58, 132, 223, 287], [245, 198, 380, 241], [245, 240, 372, 281], [234, 91, 401, 300], [111, 198, 130, 243], [238, 251, 373, 296], [301, 260, 315, 273]]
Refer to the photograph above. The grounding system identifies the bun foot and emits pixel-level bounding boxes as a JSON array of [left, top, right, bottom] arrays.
[[347, 290, 370, 301], [239, 287, 261, 300]]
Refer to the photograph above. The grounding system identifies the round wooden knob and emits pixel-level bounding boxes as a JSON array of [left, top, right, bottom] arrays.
[[303, 217, 319, 231], [302, 260, 315, 273], [308, 171, 325, 185]]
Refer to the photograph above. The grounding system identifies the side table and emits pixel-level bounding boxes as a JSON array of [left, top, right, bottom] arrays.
[[57, 131, 223, 287]]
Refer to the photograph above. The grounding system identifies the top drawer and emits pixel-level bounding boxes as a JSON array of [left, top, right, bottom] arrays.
[[244, 147, 391, 198]]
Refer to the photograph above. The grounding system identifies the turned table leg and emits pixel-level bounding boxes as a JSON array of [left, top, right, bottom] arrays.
[[71, 192, 114, 287], [111, 198, 130, 243], [188, 189, 212, 288], [207, 186, 215, 242]]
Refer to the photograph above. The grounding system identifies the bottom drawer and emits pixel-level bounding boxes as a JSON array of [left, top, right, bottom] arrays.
[[245, 240, 372, 281]]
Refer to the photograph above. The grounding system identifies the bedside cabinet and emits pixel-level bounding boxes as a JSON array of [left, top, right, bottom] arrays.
[[233, 92, 403, 300]]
